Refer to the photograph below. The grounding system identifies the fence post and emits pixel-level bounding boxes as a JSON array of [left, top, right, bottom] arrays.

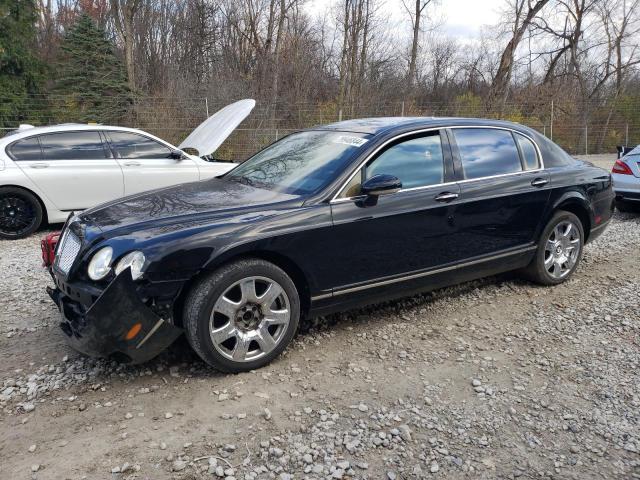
[[626, 123, 629, 146], [338, 109, 342, 122], [401, 101, 405, 117], [543, 125, 546, 136], [205, 97, 209, 118], [585, 125, 588, 155], [550, 100, 554, 140], [275, 129, 279, 141]]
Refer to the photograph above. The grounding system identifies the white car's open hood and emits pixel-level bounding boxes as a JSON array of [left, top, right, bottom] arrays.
[[178, 99, 255, 157]]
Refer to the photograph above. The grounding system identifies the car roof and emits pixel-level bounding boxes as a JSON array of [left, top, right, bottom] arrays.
[[624, 145, 640, 156], [315, 117, 532, 135], [0, 124, 166, 145]]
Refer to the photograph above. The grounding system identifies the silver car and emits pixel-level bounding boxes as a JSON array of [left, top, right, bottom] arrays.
[[612, 145, 640, 212]]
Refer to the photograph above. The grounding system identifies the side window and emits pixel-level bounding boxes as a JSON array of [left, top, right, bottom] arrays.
[[9, 136, 42, 161], [108, 131, 172, 159], [365, 133, 445, 189], [40, 131, 108, 160], [514, 133, 540, 170], [453, 128, 522, 179]]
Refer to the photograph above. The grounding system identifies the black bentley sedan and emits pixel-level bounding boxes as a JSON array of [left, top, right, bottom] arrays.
[[47, 118, 614, 372]]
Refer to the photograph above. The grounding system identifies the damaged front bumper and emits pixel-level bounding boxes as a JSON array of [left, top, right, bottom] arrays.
[[48, 271, 183, 364]]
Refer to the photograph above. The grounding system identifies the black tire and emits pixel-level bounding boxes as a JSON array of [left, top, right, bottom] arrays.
[[183, 258, 300, 373], [0, 187, 43, 240], [523, 210, 585, 286], [616, 199, 640, 213]]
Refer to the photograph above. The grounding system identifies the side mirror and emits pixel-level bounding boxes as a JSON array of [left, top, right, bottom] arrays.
[[169, 149, 185, 160], [361, 174, 402, 197]]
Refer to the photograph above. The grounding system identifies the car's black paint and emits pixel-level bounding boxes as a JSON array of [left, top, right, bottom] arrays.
[[48, 117, 615, 363], [50, 271, 182, 363], [360, 174, 402, 196]]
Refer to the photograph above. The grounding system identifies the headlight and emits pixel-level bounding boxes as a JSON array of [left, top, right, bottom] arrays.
[[114, 251, 146, 280], [87, 247, 113, 280]]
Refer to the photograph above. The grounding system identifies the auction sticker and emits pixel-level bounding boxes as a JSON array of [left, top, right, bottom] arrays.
[[333, 136, 368, 147]]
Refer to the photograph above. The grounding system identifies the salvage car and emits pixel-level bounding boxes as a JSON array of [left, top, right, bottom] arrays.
[[0, 99, 254, 239], [612, 145, 640, 212], [45, 117, 615, 372]]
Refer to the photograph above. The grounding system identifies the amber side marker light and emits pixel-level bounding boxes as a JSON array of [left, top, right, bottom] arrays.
[[125, 323, 143, 340]]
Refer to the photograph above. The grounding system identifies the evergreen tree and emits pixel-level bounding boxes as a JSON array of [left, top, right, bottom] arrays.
[[0, 0, 43, 127], [53, 14, 131, 124]]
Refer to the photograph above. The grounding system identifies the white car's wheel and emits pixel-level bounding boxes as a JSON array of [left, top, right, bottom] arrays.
[[0, 187, 43, 239]]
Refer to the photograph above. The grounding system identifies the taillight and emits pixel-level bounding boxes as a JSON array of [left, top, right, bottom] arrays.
[[612, 160, 633, 175]]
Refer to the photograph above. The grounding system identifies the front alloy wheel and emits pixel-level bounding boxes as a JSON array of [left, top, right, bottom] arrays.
[[210, 276, 291, 362], [184, 259, 300, 372]]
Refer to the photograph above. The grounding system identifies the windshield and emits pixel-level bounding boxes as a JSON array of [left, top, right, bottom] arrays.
[[225, 130, 370, 195]]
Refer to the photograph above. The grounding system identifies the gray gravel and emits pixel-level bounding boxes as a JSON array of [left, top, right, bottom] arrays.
[[0, 212, 639, 479]]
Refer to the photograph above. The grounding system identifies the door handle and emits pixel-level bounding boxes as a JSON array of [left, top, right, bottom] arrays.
[[531, 177, 549, 187], [29, 163, 49, 169], [435, 192, 459, 202], [124, 162, 141, 167]]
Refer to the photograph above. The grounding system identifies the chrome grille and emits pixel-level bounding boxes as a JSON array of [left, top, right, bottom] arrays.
[[55, 229, 81, 274]]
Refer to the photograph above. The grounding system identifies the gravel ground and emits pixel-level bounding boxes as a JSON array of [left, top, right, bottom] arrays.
[[0, 203, 639, 478]]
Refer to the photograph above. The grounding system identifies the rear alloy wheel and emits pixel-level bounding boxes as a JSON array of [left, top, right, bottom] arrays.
[[524, 211, 584, 285], [543, 220, 581, 279], [184, 259, 300, 372], [0, 187, 43, 239]]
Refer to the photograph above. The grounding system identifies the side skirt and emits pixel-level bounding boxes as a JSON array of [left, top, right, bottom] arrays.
[[308, 245, 536, 317]]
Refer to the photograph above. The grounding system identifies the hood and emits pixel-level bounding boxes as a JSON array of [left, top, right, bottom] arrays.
[[178, 99, 255, 157], [79, 178, 301, 236]]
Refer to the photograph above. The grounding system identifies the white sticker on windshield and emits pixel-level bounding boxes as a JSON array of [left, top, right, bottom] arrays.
[[333, 136, 368, 147]]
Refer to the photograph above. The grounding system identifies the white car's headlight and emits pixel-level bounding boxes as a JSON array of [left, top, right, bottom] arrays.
[[87, 247, 113, 280], [114, 251, 146, 280]]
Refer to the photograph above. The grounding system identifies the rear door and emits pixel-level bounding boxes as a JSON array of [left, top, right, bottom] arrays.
[[14, 131, 124, 211], [323, 130, 460, 291], [449, 127, 551, 259], [106, 131, 200, 195]]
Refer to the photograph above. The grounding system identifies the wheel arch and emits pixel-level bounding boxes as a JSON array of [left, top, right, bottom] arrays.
[[172, 248, 312, 327], [0, 183, 49, 225], [551, 193, 592, 241]]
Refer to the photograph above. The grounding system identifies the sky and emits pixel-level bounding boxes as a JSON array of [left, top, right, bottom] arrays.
[[305, 0, 506, 41]]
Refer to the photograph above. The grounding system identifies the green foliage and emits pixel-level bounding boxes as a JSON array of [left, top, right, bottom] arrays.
[[52, 14, 131, 124], [452, 93, 483, 117], [0, 0, 43, 127]]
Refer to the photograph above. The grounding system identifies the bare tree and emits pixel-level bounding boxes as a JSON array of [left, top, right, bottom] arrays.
[[489, 0, 551, 110], [110, 0, 142, 90], [401, 0, 435, 92]]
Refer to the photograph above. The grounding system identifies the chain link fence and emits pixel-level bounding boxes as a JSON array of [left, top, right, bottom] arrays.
[[2, 95, 638, 160]]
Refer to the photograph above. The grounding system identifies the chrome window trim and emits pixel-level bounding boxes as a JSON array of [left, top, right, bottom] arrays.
[[330, 125, 545, 204], [310, 244, 537, 300]]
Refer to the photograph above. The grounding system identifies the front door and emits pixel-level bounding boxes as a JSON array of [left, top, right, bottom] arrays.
[[17, 131, 124, 211], [106, 131, 200, 195], [322, 130, 460, 292], [449, 127, 551, 258]]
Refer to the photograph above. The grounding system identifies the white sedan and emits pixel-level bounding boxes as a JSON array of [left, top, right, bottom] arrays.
[[612, 145, 640, 212], [0, 100, 254, 238]]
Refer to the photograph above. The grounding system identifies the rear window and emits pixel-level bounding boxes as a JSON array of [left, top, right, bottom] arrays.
[[514, 133, 540, 170], [40, 131, 108, 160], [9, 136, 42, 161], [453, 128, 522, 179]]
